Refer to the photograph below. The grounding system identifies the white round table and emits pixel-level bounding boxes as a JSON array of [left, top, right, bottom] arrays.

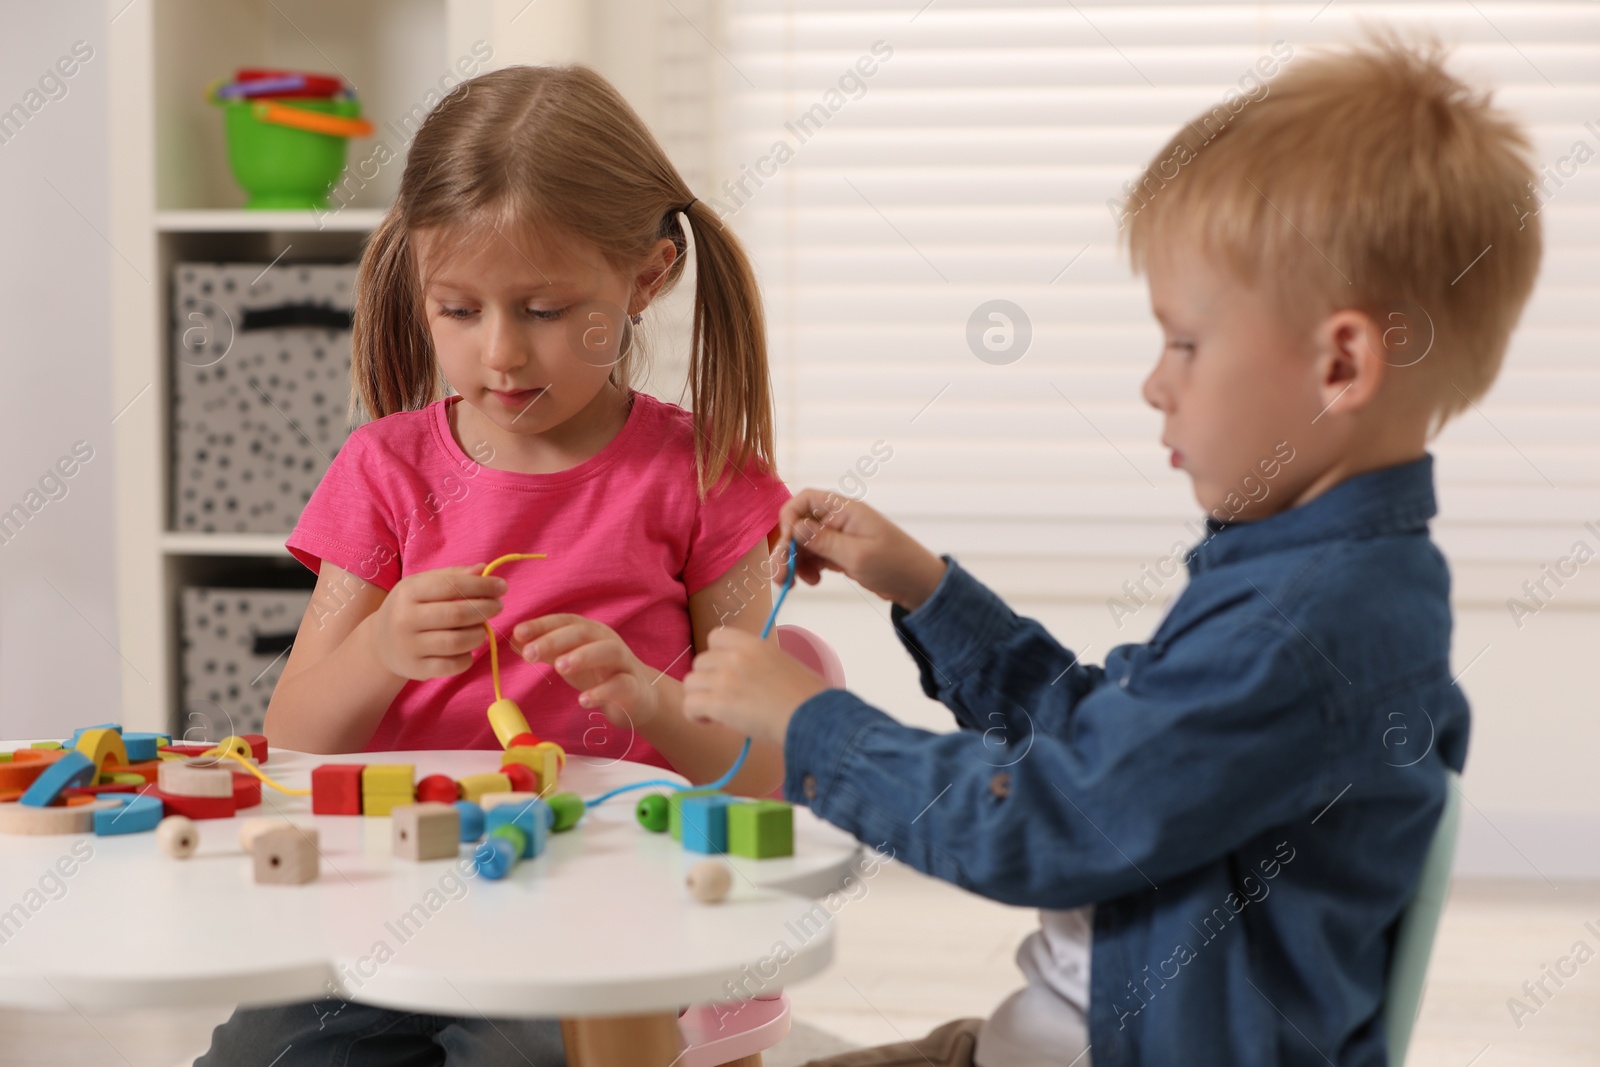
[[0, 746, 862, 1063]]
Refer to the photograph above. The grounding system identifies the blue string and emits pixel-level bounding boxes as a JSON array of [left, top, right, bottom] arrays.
[[583, 539, 799, 809]]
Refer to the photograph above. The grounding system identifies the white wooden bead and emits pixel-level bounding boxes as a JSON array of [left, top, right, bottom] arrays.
[[686, 859, 732, 904], [156, 816, 199, 859]]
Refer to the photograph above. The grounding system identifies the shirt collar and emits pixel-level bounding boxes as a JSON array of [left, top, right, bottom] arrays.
[[1186, 453, 1438, 576]]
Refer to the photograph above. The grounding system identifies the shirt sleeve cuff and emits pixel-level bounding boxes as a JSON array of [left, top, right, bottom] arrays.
[[888, 556, 1019, 700], [782, 687, 896, 810]]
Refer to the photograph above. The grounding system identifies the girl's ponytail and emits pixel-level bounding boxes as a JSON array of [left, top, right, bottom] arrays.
[[677, 200, 775, 495], [350, 212, 443, 424]]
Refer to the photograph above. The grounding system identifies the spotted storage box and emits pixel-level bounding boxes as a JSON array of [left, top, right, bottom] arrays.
[[179, 587, 310, 740]]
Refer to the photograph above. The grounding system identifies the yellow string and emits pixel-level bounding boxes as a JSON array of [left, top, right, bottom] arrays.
[[214, 749, 311, 795], [480, 554, 546, 702]]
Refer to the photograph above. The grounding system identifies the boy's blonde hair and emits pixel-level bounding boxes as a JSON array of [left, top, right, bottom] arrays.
[[353, 64, 773, 494], [1122, 36, 1542, 430]]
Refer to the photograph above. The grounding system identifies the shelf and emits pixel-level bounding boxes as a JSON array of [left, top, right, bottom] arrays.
[[157, 209, 385, 233], [162, 532, 293, 558]]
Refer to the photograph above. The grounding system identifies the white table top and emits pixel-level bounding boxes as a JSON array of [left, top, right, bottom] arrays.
[[0, 746, 861, 1017]]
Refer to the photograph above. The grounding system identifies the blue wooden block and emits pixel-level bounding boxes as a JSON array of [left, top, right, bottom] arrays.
[[679, 794, 735, 854], [93, 793, 163, 835], [119, 732, 163, 762], [454, 800, 485, 842], [485, 798, 551, 858], [66, 723, 122, 750], [20, 751, 96, 807]]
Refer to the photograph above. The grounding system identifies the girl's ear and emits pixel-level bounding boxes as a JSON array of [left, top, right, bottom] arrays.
[[630, 238, 680, 313], [1313, 308, 1386, 417]]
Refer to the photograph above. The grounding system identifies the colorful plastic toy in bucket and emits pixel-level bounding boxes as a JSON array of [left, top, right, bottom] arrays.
[[207, 69, 374, 210]]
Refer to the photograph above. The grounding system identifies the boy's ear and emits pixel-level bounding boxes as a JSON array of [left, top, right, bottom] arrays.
[[1313, 308, 1386, 417]]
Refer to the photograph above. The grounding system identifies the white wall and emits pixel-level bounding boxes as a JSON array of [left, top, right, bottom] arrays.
[[0, 2, 118, 742]]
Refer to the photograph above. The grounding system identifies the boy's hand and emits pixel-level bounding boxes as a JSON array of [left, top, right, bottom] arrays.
[[682, 628, 829, 747], [774, 489, 948, 612], [512, 615, 663, 726], [368, 564, 507, 681]]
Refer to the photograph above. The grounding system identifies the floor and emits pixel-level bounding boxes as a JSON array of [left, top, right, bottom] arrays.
[[1, 865, 1595, 1066]]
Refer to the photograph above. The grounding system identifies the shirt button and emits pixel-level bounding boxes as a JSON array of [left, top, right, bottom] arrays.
[[1119, 674, 1131, 689], [990, 772, 1011, 799], [802, 773, 818, 801]]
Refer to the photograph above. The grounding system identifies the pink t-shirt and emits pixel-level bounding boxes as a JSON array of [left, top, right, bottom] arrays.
[[285, 390, 790, 765]]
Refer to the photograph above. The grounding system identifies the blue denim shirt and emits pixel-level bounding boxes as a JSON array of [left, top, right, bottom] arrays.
[[783, 455, 1466, 1067]]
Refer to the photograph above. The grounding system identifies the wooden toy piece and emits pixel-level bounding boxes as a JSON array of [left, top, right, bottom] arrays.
[[668, 789, 717, 841], [67, 723, 122, 748], [241, 734, 269, 763], [508, 732, 542, 748], [117, 760, 162, 785], [0, 797, 117, 835], [361, 764, 415, 817], [487, 697, 532, 748], [727, 800, 795, 860], [481, 791, 541, 812], [19, 751, 96, 807], [156, 815, 200, 858], [547, 792, 584, 832], [119, 732, 164, 762], [29, 741, 63, 750], [457, 772, 512, 804], [93, 793, 164, 836], [0, 751, 10, 762], [454, 800, 485, 842], [636, 794, 669, 833], [392, 803, 460, 861], [158, 759, 234, 798], [475, 827, 523, 880], [311, 763, 364, 815], [499, 762, 538, 793], [62, 782, 139, 799], [679, 794, 735, 855], [149, 786, 235, 820], [252, 825, 320, 885], [232, 772, 262, 810], [416, 774, 459, 805], [238, 817, 283, 851], [484, 798, 551, 859], [203, 736, 255, 763], [0, 749, 58, 793], [74, 727, 129, 774], [686, 859, 733, 904], [101, 772, 147, 786]]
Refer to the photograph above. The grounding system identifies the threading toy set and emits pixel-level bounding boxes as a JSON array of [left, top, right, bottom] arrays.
[[0, 546, 800, 905]]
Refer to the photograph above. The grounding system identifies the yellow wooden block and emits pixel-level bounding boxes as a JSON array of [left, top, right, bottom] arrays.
[[458, 772, 512, 804], [74, 728, 128, 774], [360, 764, 415, 817], [487, 698, 531, 748]]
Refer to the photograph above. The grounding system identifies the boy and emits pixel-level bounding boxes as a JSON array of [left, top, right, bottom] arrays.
[[682, 37, 1542, 1067]]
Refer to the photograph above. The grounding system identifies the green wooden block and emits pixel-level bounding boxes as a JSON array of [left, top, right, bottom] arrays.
[[727, 799, 794, 859], [668, 789, 718, 842]]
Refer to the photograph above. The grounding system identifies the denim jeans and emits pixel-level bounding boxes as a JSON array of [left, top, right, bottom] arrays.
[[195, 999, 567, 1067]]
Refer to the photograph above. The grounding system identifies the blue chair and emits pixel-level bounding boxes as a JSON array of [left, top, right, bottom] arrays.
[[1383, 769, 1461, 1065]]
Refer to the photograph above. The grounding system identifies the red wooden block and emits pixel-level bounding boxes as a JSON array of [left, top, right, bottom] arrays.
[[311, 763, 364, 815], [149, 786, 236, 820], [416, 774, 459, 805], [508, 732, 542, 748], [499, 763, 537, 793], [159, 744, 215, 758], [232, 772, 262, 810], [241, 734, 269, 764]]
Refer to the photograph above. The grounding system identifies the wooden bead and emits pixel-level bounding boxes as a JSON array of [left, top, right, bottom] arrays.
[[157, 815, 199, 858], [158, 759, 234, 798], [685, 859, 732, 904], [508, 732, 542, 748], [636, 794, 669, 833], [311, 763, 364, 815], [458, 772, 512, 804], [392, 803, 460, 862], [252, 825, 320, 885], [481, 791, 541, 812], [547, 792, 584, 832], [475, 833, 519, 880], [416, 774, 460, 805], [487, 697, 532, 748], [499, 762, 538, 794], [454, 800, 485, 842]]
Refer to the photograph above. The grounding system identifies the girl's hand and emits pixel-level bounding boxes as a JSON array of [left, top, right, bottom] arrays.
[[512, 615, 663, 727], [682, 628, 829, 748], [773, 489, 948, 612], [369, 564, 508, 681]]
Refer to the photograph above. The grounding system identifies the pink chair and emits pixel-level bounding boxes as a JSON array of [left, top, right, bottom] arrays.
[[675, 624, 845, 1067]]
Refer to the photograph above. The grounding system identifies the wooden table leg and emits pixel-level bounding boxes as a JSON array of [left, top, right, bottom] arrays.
[[561, 1011, 685, 1067]]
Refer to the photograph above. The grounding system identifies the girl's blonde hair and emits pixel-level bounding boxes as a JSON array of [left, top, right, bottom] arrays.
[[351, 64, 774, 494]]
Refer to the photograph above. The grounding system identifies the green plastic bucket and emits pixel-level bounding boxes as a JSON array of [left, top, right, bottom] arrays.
[[221, 97, 363, 210]]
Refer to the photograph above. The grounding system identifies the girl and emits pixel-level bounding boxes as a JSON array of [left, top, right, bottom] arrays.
[[198, 64, 789, 1066]]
